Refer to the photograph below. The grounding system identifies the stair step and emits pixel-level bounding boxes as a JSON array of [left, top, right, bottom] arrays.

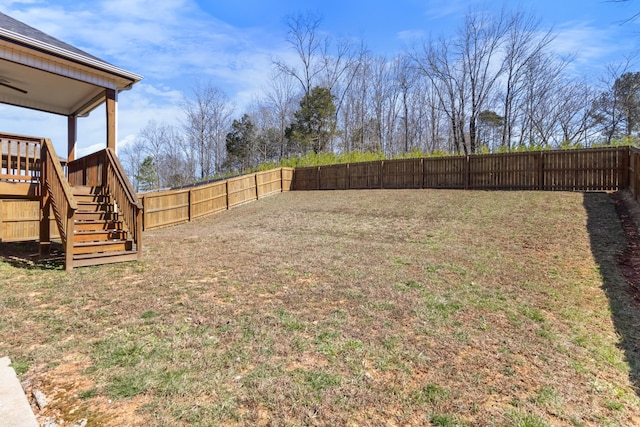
[[73, 250, 139, 268], [74, 220, 122, 231], [73, 230, 127, 243], [72, 185, 104, 196], [75, 194, 109, 203], [76, 202, 113, 212], [73, 239, 133, 255], [75, 211, 116, 221]]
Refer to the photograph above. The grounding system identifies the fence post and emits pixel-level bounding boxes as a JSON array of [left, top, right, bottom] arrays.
[[316, 167, 321, 190], [225, 179, 230, 210], [380, 161, 385, 189], [465, 156, 470, 190], [140, 195, 145, 231], [188, 188, 193, 222], [538, 151, 544, 191], [255, 173, 261, 200], [621, 147, 630, 191]]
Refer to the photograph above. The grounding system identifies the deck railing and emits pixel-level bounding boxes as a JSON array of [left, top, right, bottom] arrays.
[[0, 132, 42, 182], [105, 148, 143, 256], [67, 149, 106, 187], [40, 138, 77, 270]]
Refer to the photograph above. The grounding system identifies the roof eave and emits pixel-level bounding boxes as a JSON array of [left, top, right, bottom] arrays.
[[0, 27, 143, 89]]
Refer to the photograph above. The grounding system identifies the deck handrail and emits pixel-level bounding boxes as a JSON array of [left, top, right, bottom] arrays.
[[105, 147, 143, 254], [41, 138, 77, 269], [1, 132, 43, 183]]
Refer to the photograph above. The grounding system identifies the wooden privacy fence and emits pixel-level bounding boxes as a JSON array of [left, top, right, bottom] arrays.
[[2, 148, 640, 240], [292, 148, 630, 192], [139, 168, 293, 231]]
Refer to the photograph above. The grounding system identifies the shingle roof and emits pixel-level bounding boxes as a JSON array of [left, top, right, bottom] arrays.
[[0, 11, 106, 64]]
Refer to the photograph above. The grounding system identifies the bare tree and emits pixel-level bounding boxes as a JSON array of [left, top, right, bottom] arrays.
[[137, 120, 167, 186], [591, 60, 637, 143], [556, 80, 597, 145], [182, 82, 233, 179], [132, 120, 194, 189], [274, 12, 323, 97], [393, 55, 416, 152], [500, 11, 555, 149], [264, 71, 298, 158], [414, 36, 468, 153], [120, 137, 146, 192], [457, 10, 508, 153]]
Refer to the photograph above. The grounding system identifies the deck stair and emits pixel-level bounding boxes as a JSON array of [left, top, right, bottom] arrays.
[[71, 185, 138, 268]]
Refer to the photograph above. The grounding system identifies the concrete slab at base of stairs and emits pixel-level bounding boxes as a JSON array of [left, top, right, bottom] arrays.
[[0, 356, 38, 427]]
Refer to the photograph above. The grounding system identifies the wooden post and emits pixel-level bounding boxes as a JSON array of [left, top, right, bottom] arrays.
[[67, 115, 77, 163], [620, 147, 630, 190], [538, 151, 544, 191], [39, 149, 51, 257], [136, 208, 143, 260], [255, 173, 261, 199], [465, 156, 470, 190], [106, 89, 117, 151], [225, 180, 230, 210], [64, 213, 74, 271]]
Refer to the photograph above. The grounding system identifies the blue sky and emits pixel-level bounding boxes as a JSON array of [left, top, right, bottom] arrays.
[[0, 0, 639, 156]]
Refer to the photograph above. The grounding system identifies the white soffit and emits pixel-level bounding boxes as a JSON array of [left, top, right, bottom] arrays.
[[0, 21, 142, 117]]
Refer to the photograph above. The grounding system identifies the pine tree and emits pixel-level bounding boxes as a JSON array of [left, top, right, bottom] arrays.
[[136, 156, 159, 192], [286, 86, 337, 154]]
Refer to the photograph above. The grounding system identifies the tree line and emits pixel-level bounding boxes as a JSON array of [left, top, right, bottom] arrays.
[[122, 9, 640, 192]]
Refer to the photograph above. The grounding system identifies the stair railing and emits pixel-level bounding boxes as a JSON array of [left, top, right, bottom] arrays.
[[104, 147, 143, 258], [41, 138, 77, 270]]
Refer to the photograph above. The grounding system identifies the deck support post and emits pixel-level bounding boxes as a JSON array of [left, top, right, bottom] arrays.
[[64, 213, 74, 271], [106, 89, 117, 152], [67, 115, 77, 163], [39, 150, 51, 257]]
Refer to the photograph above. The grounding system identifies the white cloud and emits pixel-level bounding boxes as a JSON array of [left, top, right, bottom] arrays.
[[396, 29, 426, 44], [0, 0, 293, 156], [550, 20, 638, 78]]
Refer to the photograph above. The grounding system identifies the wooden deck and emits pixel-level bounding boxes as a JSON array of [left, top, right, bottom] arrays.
[[1, 132, 142, 270]]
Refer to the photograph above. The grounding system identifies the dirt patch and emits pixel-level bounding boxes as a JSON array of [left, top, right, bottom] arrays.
[[24, 356, 149, 427]]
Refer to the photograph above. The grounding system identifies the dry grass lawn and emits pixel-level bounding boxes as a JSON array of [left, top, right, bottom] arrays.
[[1, 189, 640, 426]]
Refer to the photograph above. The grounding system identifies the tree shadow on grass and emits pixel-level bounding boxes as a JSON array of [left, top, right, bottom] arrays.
[[584, 191, 640, 397], [0, 241, 64, 270]]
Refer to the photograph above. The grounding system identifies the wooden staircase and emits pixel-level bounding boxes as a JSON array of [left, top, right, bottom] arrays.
[[71, 185, 139, 268]]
